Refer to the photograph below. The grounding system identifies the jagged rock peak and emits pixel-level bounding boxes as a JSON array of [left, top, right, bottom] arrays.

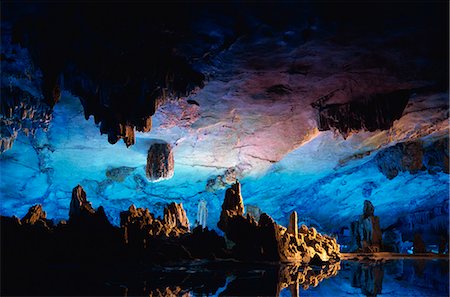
[[22, 204, 47, 225], [163, 202, 190, 232], [217, 181, 244, 232], [69, 184, 95, 218], [363, 200, 375, 218]]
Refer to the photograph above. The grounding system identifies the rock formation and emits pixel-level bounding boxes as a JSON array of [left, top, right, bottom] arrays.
[[382, 229, 403, 253], [312, 89, 411, 139], [146, 142, 174, 181], [206, 168, 240, 192], [6, 5, 206, 147], [196, 199, 208, 228], [246, 204, 263, 221], [350, 200, 382, 252], [375, 136, 449, 179], [163, 202, 190, 233], [69, 184, 95, 219], [21, 204, 46, 225], [218, 182, 340, 263], [413, 233, 426, 253], [120, 202, 190, 246], [217, 181, 244, 231]]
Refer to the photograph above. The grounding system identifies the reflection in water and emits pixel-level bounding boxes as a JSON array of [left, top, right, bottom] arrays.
[[346, 259, 449, 297], [277, 262, 341, 296], [118, 259, 447, 296], [13, 258, 448, 296], [350, 262, 384, 296]]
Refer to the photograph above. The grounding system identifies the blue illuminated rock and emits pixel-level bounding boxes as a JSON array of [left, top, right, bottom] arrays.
[[350, 200, 382, 252]]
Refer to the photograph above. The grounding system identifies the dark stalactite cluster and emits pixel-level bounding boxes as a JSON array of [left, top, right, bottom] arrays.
[[313, 89, 411, 138], [5, 4, 206, 146]]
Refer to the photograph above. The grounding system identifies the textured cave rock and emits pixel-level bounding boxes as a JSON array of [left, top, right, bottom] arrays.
[[350, 200, 382, 252], [246, 204, 263, 221], [391, 200, 449, 244], [163, 202, 190, 233], [146, 142, 174, 182], [375, 136, 449, 179], [120, 202, 190, 247], [196, 199, 208, 228], [5, 4, 206, 147], [21, 204, 54, 230], [217, 181, 244, 232], [105, 166, 135, 182], [313, 89, 411, 138], [206, 168, 240, 192], [0, 26, 53, 153], [413, 233, 426, 253], [69, 184, 95, 219], [382, 229, 403, 253], [218, 182, 340, 263]]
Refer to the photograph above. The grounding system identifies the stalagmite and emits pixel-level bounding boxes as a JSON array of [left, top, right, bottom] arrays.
[[287, 211, 298, 239], [197, 200, 208, 229]]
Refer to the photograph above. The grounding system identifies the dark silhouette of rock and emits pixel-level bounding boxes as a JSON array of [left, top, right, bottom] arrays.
[[312, 89, 411, 139], [350, 200, 382, 252], [69, 184, 95, 219], [217, 181, 244, 231], [351, 262, 384, 297], [7, 5, 206, 147], [413, 233, 426, 253], [382, 229, 403, 253], [146, 142, 174, 181]]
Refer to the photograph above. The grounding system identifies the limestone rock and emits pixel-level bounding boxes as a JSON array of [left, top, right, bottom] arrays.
[[164, 202, 190, 233], [312, 89, 411, 139], [120, 202, 190, 246], [287, 211, 298, 238], [146, 142, 174, 181], [375, 136, 449, 179], [382, 229, 403, 252], [350, 200, 382, 252], [69, 185, 95, 219], [363, 200, 375, 218], [413, 233, 426, 253], [218, 182, 340, 263], [196, 200, 208, 228], [21, 204, 53, 229], [106, 166, 136, 182], [246, 205, 263, 221], [206, 168, 240, 192], [217, 181, 244, 232]]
